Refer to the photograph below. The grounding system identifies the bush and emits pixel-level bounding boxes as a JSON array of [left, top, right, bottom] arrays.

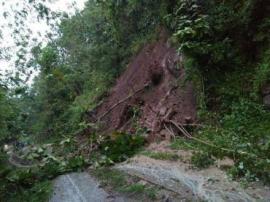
[[191, 152, 214, 169], [100, 132, 145, 163]]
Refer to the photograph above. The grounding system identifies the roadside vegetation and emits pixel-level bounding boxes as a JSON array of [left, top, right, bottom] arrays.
[[140, 151, 180, 161], [167, 0, 270, 184], [92, 168, 158, 200]]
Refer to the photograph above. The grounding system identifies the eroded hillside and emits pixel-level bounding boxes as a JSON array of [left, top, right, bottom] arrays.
[[92, 31, 197, 141]]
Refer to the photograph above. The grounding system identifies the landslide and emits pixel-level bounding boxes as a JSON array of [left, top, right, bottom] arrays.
[[91, 33, 197, 140]]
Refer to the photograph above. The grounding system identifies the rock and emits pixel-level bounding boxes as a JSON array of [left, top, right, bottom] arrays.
[[138, 180, 148, 186], [159, 107, 167, 116]]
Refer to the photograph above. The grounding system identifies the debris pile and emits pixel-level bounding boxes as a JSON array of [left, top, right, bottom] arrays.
[[93, 33, 197, 140]]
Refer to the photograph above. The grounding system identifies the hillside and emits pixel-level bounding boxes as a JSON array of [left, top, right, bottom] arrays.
[[94, 31, 197, 140], [0, 0, 270, 201]]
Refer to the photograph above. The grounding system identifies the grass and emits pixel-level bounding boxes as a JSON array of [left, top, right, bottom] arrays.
[[170, 138, 196, 150], [5, 180, 53, 202], [191, 152, 214, 169], [171, 138, 215, 169], [140, 151, 180, 161], [120, 183, 145, 193], [91, 168, 126, 188], [91, 167, 158, 200], [121, 184, 157, 199]]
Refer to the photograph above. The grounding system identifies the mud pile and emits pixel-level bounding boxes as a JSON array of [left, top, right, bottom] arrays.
[[93, 33, 197, 140]]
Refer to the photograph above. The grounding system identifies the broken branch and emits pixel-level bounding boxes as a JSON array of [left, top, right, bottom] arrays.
[[98, 83, 150, 122], [166, 120, 251, 156]]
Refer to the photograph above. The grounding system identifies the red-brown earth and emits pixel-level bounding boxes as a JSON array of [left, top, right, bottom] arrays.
[[92, 32, 197, 141]]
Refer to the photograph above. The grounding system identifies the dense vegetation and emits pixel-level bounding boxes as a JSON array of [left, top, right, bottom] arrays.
[[168, 0, 270, 183], [0, 0, 270, 200]]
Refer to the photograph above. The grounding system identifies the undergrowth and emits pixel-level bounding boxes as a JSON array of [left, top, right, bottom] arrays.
[[140, 151, 179, 161], [91, 167, 158, 200], [191, 152, 214, 169], [168, 0, 270, 184], [99, 132, 145, 163], [4, 129, 146, 200], [2, 1, 270, 200], [0, 138, 88, 201]]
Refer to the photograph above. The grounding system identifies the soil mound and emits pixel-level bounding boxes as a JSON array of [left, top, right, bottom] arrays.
[[93, 33, 197, 140]]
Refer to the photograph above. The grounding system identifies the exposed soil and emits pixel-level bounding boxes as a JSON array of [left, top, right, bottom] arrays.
[[93, 31, 197, 140]]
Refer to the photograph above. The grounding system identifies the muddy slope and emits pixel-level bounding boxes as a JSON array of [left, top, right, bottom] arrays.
[[94, 34, 197, 140]]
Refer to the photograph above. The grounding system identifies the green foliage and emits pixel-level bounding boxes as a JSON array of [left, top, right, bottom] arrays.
[[0, 88, 12, 141], [92, 168, 126, 188], [21, 0, 171, 140], [102, 0, 168, 48], [169, 0, 270, 74], [0, 84, 24, 142], [191, 152, 214, 169], [220, 101, 270, 182], [166, 0, 270, 183], [5, 180, 52, 202], [120, 183, 145, 194], [168, 0, 211, 55], [20, 180, 52, 202], [0, 167, 54, 201], [92, 167, 158, 200], [141, 151, 179, 161], [66, 156, 85, 170], [253, 50, 270, 96], [167, 0, 230, 75], [170, 138, 195, 151], [171, 97, 270, 182], [0, 135, 91, 201], [2, 0, 270, 197], [100, 132, 145, 163]]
